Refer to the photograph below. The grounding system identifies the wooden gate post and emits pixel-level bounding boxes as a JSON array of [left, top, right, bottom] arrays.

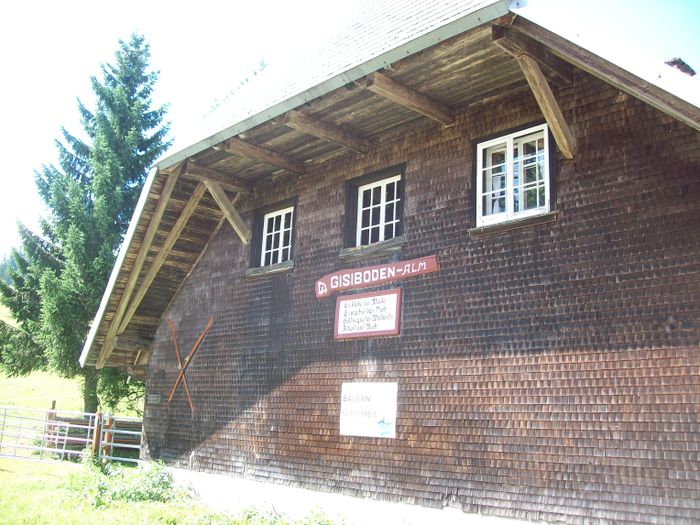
[[101, 414, 113, 459], [91, 412, 103, 455]]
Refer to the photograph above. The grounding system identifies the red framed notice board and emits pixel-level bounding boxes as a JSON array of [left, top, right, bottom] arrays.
[[334, 288, 402, 340]]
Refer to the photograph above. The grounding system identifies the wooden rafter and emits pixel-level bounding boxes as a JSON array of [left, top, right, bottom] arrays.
[[511, 17, 700, 132], [492, 25, 573, 86], [204, 180, 251, 245], [96, 168, 181, 369], [182, 161, 252, 194], [116, 182, 209, 336], [516, 53, 576, 159], [219, 137, 306, 174], [365, 71, 454, 125], [283, 110, 370, 154]]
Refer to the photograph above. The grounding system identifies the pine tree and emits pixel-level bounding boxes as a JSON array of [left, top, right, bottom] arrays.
[[0, 34, 170, 413]]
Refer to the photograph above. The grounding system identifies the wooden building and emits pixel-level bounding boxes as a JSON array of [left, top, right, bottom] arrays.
[[80, 2, 700, 523]]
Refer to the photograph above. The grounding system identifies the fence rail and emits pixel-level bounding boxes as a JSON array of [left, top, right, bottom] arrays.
[[0, 405, 143, 464]]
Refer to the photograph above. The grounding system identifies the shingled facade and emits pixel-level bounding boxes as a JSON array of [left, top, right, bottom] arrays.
[[81, 3, 700, 524]]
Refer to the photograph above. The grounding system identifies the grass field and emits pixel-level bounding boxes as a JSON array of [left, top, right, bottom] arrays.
[[0, 458, 337, 525], [0, 371, 83, 411]]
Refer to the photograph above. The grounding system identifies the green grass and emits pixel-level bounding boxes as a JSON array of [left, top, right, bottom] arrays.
[[0, 458, 339, 525], [0, 371, 83, 412]]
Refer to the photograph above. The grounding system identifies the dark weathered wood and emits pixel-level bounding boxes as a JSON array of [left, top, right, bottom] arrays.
[[492, 25, 573, 85], [220, 137, 306, 174], [204, 180, 251, 245], [183, 161, 252, 194], [516, 53, 576, 159], [96, 171, 180, 369], [366, 72, 454, 125], [284, 111, 370, 154], [511, 17, 700, 131], [118, 182, 208, 335]]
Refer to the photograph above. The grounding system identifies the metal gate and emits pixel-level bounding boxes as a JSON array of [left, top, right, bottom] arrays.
[[0, 405, 143, 464]]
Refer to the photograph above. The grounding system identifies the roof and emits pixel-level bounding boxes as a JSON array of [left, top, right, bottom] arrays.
[[80, 0, 700, 375]]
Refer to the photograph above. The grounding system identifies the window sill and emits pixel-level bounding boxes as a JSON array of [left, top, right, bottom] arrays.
[[338, 235, 406, 263], [469, 211, 560, 239], [245, 260, 295, 280]]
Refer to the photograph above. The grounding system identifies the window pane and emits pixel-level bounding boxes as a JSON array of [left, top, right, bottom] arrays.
[[265, 234, 273, 251], [524, 188, 538, 210], [362, 189, 371, 208], [384, 223, 394, 240], [264, 252, 272, 266], [514, 188, 520, 212], [274, 215, 281, 230], [371, 207, 380, 226], [371, 187, 381, 206], [538, 185, 545, 207], [361, 209, 370, 228], [273, 232, 280, 249], [370, 227, 380, 243], [281, 248, 289, 262], [361, 229, 369, 245], [386, 182, 395, 201], [283, 230, 291, 246], [386, 202, 394, 221], [284, 212, 292, 229], [266, 217, 274, 231]]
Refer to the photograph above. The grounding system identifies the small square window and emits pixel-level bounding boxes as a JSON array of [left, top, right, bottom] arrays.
[[258, 206, 294, 267], [476, 123, 550, 227]]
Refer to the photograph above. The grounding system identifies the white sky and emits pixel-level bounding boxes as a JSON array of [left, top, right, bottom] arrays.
[[0, 0, 698, 259]]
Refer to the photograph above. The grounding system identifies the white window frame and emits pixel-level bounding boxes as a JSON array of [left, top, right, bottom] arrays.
[[476, 123, 550, 227], [355, 174, 402, 247], [260, 206, 294, 267]]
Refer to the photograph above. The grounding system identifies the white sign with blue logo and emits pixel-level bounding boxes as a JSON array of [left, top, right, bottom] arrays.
[[340, 382, 398, 438]]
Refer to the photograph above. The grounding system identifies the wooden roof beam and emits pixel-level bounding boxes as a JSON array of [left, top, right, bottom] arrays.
[[492, 25, 573, 86], [117, 182, 208, 336], [182, 161, 252, 194], [96, 168, 181, 369], [516, 53, 576, 159], [510, 17, 700, 132], [218, 137, 306, 174], [365, 71, 455, 125], [204, 180, 251, 245], [283, 110, 370, 154]]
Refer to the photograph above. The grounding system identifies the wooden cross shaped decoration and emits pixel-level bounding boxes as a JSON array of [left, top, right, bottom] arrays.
[[167, 316, 213, 415]]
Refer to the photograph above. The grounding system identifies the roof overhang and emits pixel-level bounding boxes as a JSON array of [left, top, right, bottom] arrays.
[[80, 4, 700, 376]]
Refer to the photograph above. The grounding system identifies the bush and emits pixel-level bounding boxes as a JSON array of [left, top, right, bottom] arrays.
[[69, 451, 184, 507]]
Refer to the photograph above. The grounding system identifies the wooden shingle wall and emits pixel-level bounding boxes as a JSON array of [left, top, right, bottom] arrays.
[[143, 71, 700, 524]]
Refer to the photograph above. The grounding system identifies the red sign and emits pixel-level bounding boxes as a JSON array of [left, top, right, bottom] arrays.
[[316, 255, 439, 298], [334, 288, 402, 340]]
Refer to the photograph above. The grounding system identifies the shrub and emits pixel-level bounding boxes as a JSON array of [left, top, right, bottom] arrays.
[[69, 451, 184, 507]]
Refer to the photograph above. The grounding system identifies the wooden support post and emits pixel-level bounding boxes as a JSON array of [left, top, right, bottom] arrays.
[[366, 72, 454, 125], [220, 137, 306, 174], [510, 17, 700, 131], [118, 183, 208, 334], [284, 110, 370, 154], [101, 415, 113, 458], [515, 53, 576, 159], [182, 161, 252, 194], [97, 170, 181, 368], [492, 25, 573, 85], [204, 180, 251, 245], [91, 412, 102, 455]]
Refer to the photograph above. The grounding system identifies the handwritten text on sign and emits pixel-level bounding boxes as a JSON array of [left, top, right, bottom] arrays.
[[316, 255, 439, 298], [340, 382, 398, 438], [334, 289, 402, 340]]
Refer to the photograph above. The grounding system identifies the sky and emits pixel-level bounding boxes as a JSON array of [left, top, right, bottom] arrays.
[[0, 0, 698, 259]]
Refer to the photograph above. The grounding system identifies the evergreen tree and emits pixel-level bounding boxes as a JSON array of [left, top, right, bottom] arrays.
[[0, 34, 170, 413]]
